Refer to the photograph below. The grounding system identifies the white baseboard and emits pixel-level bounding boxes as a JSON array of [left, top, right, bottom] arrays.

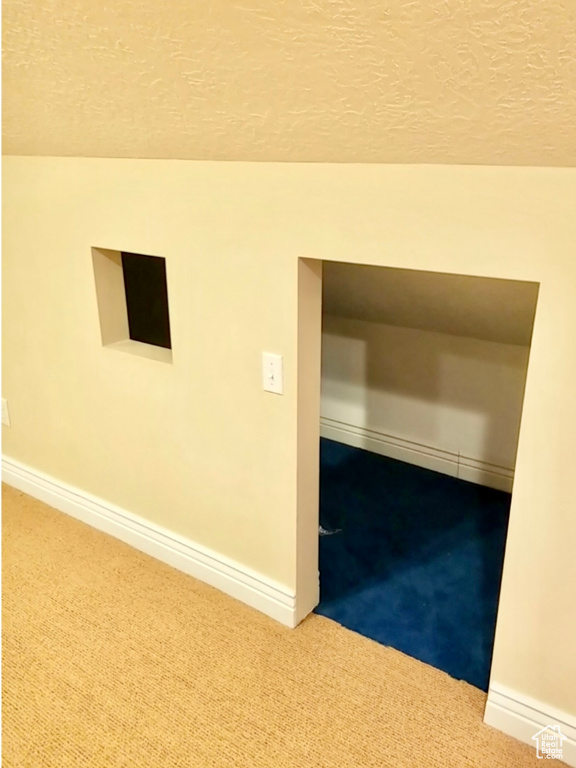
[[2, 456, 298, 628], [320, 417, 514, 493], [485, 683, 576, 766]]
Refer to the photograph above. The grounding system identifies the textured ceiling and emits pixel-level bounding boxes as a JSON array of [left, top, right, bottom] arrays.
[[323, 263, 539, 345], [3, 0, 576, 165]]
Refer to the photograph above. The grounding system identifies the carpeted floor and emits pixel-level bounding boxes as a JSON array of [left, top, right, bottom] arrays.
[[316, 439, 510, 691], [2, 483, 541, 767]]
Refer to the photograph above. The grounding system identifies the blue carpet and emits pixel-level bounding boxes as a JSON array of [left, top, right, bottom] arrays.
[[315, 438, 510, 691]]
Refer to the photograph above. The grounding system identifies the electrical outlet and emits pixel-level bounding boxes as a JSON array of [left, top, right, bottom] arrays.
[[262, 353, 283, 395], [2, 398, 11, 427]]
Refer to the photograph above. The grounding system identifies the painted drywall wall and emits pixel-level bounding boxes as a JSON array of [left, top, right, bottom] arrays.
[[2, 158, 576, 717], [321, 315, 531, 490], [322, 261, 539, 345], [3, 0, 576, 166]]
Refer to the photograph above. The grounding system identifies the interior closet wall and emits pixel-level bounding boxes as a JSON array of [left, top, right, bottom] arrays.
[[320, 264, 538, 491], [321, 315, 531, 491]]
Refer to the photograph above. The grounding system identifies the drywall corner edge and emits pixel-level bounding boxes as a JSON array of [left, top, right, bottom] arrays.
[[295, 258, 323, 624], [485, 683, 576, 767], [2, 456, 298, 628]]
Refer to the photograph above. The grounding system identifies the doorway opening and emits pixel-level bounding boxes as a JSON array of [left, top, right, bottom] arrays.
[[301, 259, 539, 691]]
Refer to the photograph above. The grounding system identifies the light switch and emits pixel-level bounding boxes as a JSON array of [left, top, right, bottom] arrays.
[[262, 353, 283, 395]]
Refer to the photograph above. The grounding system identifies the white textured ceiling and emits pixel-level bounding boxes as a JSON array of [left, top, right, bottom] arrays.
[[3, 0, 576, 165], [323, 262, 539, 345]]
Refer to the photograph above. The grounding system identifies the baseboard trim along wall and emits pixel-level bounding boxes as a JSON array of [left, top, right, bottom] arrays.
[[485, 683, 576, 767], [320, 417, 514, 493], [2, 456, 298, 628]]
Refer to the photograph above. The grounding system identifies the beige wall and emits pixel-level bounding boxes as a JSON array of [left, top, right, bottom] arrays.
[[321, 315, 531, 488], [322, 261, 539, 345], [2, 158, 576, 716], [3, 0, 576, 166]]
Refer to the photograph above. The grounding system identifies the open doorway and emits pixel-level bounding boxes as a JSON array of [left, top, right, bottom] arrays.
[[306, 260, 539, 692]]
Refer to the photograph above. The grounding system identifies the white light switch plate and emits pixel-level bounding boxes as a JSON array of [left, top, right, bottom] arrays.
[[262, 353, 283, 395], [2, 398, 11, 427]]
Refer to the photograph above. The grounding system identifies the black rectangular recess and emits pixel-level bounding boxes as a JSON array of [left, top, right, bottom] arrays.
[[121, 252, 172, 350]]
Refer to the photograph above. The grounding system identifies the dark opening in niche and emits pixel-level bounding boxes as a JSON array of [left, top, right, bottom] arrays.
[[121, 252, 172, 350]]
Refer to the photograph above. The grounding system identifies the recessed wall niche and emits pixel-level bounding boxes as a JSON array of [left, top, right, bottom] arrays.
[[91, 247, 173, 364]]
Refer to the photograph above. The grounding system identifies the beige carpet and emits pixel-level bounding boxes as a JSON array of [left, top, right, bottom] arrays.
[[2, 483, 542, 768]]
